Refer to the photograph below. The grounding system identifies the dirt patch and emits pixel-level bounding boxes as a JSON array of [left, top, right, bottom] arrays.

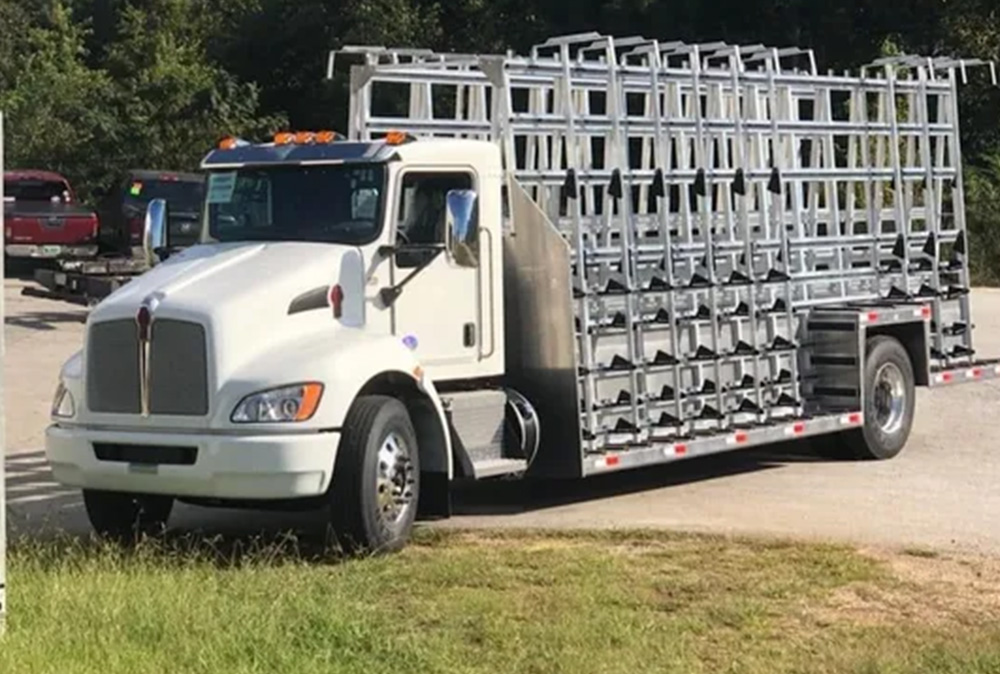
[[805, 548, 1000, 628]]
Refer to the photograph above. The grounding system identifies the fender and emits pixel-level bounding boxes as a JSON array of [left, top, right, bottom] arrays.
[[214, 328, 454, 480]]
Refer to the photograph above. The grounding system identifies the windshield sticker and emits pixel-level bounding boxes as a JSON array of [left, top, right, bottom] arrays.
[[129, 182, 143, 196], [207, 172, 237, 204]]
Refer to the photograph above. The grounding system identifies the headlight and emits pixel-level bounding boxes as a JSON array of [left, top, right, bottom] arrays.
[[52, 382, 75, 419], [231, 383, 324, 423]]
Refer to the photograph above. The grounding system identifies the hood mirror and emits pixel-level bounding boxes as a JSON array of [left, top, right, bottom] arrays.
[[143, 198, 169, 266]]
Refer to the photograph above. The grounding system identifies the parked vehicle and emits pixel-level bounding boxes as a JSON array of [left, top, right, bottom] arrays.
[[22, 170, 205, 304], [43, 34, 1000, 554], [97, 170, 205, 255], [3, 170, 99, 261]]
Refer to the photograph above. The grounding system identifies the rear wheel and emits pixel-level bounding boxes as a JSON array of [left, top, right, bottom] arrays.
[[327, 395, 420, 554], [82, 489, 174, 542], [817, 335, 916, 461]]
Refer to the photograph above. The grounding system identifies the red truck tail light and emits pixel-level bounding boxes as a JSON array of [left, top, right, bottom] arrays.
[[129, 216, 144, 242]]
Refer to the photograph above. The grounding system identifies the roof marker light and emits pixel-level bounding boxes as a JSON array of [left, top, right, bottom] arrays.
[[274, 131, 294, 145], [294, 131, 315, 144], [384, 130, 413, 146], [315, 130, 342, 144]]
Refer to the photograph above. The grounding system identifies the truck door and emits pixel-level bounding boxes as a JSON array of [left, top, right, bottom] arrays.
[[389, 169, 481, 377]]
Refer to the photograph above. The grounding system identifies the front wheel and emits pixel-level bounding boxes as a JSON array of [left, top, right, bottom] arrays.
[[82, 489, 174, 542], [327, 395, 420, 554]]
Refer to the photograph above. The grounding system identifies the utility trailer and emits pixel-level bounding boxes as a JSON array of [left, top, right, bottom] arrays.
[[24, 257, 150, 306], [43, 34, 999, 554]]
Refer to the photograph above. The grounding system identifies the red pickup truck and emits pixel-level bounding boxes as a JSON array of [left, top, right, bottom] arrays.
[[3, 170, 99, 261]]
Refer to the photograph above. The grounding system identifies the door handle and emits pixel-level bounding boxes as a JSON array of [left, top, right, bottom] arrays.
[[463, 322, 476, 347]]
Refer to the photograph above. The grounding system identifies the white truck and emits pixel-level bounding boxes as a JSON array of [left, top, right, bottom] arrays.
[[44, 34, 999, 553]]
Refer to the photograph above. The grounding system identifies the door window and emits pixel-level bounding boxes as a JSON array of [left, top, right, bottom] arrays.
[[395, 172, 478, 268]]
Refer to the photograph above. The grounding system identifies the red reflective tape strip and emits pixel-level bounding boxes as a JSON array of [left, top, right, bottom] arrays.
[[734, 431, 749, 444], [921, 305, 932, 319], [971, 368, 983, 379], [675, 444, 688, 456], [942, 372, 954, 383], [867, 311, 879, 323], [605, 455, 620, 467], [793, 422, 806, 435], [847, 412, 862, 425]]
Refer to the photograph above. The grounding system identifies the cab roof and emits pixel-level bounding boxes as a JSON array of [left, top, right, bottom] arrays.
[[200, 137, 498, 170], [4, 169, 69, 184]]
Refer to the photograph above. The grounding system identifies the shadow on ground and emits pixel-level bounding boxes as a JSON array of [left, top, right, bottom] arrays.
[[5, 310, 87, 331], [6, 440, 838, 548]]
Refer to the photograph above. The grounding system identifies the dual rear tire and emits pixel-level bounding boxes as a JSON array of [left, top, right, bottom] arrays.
[[817, 335, 916, 461]]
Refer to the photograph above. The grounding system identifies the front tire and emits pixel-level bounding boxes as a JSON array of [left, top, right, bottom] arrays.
[[82, 489, 174, 542], [327, 395, 420, 554]]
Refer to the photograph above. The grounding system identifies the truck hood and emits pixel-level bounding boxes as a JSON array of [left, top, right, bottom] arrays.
[[88, 241, 369, 397]]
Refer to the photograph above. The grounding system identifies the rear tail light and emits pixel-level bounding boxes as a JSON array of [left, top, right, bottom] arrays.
[[129, 216, 144, 242]]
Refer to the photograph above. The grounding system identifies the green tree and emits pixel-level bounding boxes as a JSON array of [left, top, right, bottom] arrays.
[[0, 1, 116, 202], [98, 0, 282, 186]]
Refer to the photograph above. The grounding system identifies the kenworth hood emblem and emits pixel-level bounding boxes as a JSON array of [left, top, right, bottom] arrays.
[[136, 295, 160, 417]]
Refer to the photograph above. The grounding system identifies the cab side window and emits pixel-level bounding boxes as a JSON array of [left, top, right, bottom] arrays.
[[395, 172, 478, 268]]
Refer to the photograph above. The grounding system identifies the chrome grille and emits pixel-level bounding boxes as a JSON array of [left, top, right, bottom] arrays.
[[86, 318, 209, 416]]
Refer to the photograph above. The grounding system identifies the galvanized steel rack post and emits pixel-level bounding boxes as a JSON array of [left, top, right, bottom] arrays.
[[329, 34, 998, 473]]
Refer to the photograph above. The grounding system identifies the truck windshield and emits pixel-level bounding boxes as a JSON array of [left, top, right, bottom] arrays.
[[125, 178, 204, 214], [203, 165, 386, 245]]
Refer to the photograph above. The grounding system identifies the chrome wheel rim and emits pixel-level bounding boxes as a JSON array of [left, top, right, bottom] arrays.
[[873, 362, 906, 434], [375, 431, 416, 530]]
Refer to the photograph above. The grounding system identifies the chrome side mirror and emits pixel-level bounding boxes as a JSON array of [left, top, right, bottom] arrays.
[[143, 198, 169, 266], [445, 189, 479, 267]]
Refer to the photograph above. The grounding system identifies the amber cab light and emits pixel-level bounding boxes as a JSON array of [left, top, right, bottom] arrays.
[[384, 130, 410, 145], [274, 131, 294, 145]]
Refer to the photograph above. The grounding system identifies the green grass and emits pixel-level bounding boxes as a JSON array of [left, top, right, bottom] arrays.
[[2, 528, 1000, 674]]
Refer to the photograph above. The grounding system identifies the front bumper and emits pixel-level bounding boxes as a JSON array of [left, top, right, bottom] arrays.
[[45, 424, 339, 499], [6, 244, 99, 259]]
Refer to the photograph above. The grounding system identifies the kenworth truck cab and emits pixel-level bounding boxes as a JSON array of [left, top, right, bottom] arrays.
[[45, 132, 532, 551]]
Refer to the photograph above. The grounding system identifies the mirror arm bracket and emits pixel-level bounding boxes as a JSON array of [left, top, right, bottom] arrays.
[[378, 245, 445, 307]]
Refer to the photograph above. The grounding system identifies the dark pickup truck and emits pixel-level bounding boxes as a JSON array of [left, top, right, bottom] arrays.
[[3, 170, 100, 261], [97, 169, 205, 255]]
